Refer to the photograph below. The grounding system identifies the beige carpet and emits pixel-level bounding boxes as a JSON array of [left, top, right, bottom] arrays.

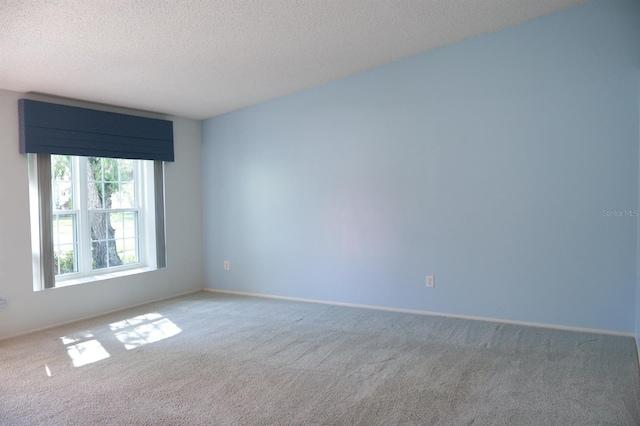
[[1, 291, 639, 425]]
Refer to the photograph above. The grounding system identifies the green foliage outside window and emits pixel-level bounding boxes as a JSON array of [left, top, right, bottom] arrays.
[[54, 250, 75, 275]]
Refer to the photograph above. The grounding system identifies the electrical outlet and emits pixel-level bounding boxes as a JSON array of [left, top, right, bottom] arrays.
[[426, 275, 435, 288], [0, 297, 7, 308], [224, 260, 230, 271]]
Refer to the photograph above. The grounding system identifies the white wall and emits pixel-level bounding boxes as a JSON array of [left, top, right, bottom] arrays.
[[0, 89, 204, 339]]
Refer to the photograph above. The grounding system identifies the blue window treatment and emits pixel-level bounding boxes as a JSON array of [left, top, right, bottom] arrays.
[[19, 99, 174, 162]]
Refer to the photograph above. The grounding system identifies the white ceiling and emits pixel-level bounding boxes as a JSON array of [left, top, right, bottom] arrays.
[[0, 0, 588, 120]]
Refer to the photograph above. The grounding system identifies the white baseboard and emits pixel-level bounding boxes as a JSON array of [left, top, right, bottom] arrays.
[[0, 288, 202, 342], [203, 288, 636, 338]]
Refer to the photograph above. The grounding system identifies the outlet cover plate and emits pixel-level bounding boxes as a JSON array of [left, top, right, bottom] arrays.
[[426, 276, 435, 288]]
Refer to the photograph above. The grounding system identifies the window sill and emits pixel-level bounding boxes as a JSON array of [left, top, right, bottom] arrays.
[[53, 266, 157, 288]]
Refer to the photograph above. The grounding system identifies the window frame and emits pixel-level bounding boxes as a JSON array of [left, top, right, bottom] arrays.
[[28, 154, 166, 291], [55, 156, 145, 282]]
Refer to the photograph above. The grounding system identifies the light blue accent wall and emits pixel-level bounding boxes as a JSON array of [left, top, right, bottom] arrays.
[[202, 0, 640, 333]]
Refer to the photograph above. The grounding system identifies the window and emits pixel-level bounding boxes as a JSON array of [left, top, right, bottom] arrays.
[[20, 99, 173, 290], [29, 154, 166, 290], [51, 155, 144, 280]]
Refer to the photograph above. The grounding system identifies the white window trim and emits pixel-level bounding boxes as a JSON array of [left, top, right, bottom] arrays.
[[28, 154, 166, 291]]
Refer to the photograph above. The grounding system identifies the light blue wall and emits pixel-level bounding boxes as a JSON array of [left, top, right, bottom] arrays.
[[202, 0, 640, 333]]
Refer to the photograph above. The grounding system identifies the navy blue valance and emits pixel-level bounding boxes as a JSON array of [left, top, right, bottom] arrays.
[[19, 99, 174, 162]]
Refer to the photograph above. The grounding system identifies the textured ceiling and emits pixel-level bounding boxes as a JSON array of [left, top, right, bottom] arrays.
[[0, 0, 588, 120]]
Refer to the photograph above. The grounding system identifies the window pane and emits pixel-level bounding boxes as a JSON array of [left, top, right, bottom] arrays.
[[88, 157, 137, 210], [51, 155, 72, 180], [120, 160, 134, 181], [122, 238, 139, 265], [90, 211, 140, 270], [108, 212, 138, 238], [109, 212, 124, 239], [108, 240, 120, 268], [103, 158, 118, 182], [123, 212, 137, 238], [107, 211, 140, 267], [87, 180, 105, 210], [104, 183, 117, 208], [91, 241, 108, 270], [88, 158, 104, 209], [52, 213, 77, 276], [51, 155, 73, 211], [53, 215, 72, 245], [53, 182, 73, 210], [119, 183, 135, 208], [91, 212, 125, 270], [56, 245, 76, 275], [88, 157, 103, 181], [90, 213, 107, 240]]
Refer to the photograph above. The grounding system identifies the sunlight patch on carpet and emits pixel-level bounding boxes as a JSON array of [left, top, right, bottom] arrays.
[[110, 313, 181, 350], [60, 331, 111, 367]]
